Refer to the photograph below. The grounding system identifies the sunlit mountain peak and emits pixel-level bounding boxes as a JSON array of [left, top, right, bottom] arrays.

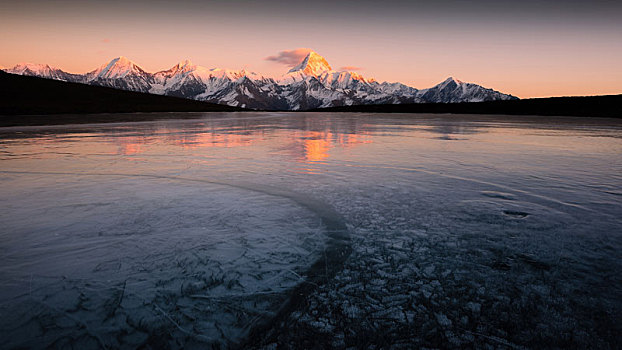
[[108, 56, 137, 70], [115, 56, 131, 64], [176, 59, 193, 69], [4, 62, 83, 82], [288, 51, 332, 76], [7, 62, 53, 74], [89, 56, 146, 79], [441, 77, 463, 85]]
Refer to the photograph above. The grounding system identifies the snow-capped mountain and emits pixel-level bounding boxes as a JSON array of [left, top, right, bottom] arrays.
[[282, 51, 333, 82], [85, 56, 155, 93], [418, 77, 514, 103], [275, 54, 423, 109], [5, 63, 84, 83], [148, 60, 284, 109], [3, 52, 517, 110]]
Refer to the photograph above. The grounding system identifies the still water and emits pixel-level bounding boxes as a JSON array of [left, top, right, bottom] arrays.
[[0, 112, 620, 349]]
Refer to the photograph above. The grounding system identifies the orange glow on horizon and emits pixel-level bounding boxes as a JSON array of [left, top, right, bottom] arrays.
[[2, 1, 621, 99]]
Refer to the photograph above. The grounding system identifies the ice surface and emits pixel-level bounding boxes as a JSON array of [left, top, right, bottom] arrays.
[[0, 112, 620, 349], [0, 176, 329, 348]]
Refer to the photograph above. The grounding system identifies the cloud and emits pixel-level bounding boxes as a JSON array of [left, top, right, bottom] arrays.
[[340, 66, 363, 71], [265, 48, 312, 66], [101, 38, 111, 44]]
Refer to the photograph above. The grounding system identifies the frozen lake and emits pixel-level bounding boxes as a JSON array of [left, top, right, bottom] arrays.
[[0, 112, 621, 349]]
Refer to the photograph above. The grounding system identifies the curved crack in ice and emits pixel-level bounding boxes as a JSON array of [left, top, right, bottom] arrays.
[[0, 170, 352, 347]]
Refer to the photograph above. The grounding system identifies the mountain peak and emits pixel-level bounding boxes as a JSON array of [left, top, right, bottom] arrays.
[[109, 56, 134, 67], [15, 62, 50, 69], [173, 59, 195, 73], [288, 51, 332, 76], [7, 62, 54, 75], [93, 56, 143, 79], [443, 76, 463, 84], [433, 76, 465, 89], [177, 59, 193, 68]]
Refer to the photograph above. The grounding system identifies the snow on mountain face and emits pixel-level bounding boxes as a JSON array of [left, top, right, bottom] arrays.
[[84, 57, 155, 93], [4, 63, 84, 83], [417, 77, 516, 103], [4, 52, 517, 110], [149, 61, 282, 109], [288, 51, 332, 76]]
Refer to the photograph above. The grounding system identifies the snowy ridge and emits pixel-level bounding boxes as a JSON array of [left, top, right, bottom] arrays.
[[5, 63, 84, 83], [87, 56, 144, 79], [3, 52, 517, 110], [417, 77, 514, 103], [84, 56, 155, 93]]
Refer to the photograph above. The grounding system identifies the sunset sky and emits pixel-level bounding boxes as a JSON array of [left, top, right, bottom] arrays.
[[1, 0, 621, 98]]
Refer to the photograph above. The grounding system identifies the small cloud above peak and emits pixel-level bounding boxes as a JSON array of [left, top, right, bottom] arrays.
[[265, 48, 314, 67], [340, 66, 363, 71], [101, 38, 111, 44]]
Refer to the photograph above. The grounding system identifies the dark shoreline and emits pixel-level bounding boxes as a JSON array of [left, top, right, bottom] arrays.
[[310, 94, 622, 119], [2, 71, 620, 127]]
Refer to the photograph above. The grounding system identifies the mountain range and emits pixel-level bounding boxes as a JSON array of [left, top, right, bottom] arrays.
[[3, 51, 517, 110]]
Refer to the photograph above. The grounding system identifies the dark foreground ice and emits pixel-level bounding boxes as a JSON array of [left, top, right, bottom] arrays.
[[0, 112, 620, 349]]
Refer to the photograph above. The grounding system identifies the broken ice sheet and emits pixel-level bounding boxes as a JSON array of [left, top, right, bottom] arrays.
[[0, 175, 326, 348]]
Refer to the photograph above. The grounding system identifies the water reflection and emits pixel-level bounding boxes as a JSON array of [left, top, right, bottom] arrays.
[[1, 113, 620, 167], [425, 123, 483, 140], [171, 133, 256, 149], [301, 131, 331, 161], [117, 137, 145, 155], [290, 131, 372, 162], [0, 114, 375, 164]]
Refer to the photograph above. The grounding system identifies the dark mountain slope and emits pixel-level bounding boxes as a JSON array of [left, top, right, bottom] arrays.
[[0, 71, 244, 126]]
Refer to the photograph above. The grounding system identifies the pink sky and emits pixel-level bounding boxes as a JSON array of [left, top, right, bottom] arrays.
[[1, 1, 621, 98]]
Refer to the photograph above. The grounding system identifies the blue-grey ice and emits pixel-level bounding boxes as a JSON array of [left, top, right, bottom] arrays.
[[0, 112, 620, 349]]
